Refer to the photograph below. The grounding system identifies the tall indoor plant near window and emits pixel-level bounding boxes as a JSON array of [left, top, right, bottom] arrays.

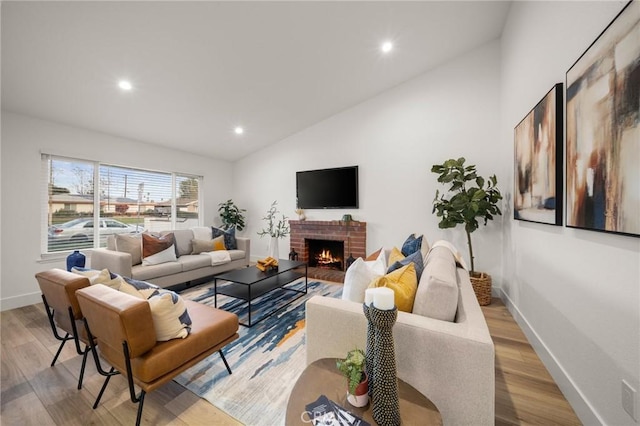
[[257, 200, 290, 260], [218, 199, 246, 231], [431, 158, 502, 305]]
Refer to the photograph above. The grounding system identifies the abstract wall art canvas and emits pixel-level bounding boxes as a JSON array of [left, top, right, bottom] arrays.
[[566, 0, 640, 237], [514, 84, 563, 225]]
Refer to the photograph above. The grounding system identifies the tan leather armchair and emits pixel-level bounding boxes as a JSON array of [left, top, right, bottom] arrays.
[[76, 283, 239, 426], [35, 269, 93, 389]]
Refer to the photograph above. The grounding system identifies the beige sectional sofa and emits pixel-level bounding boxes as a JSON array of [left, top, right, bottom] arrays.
[[90, 229, 250, 288], [305, 248, 495, 425]]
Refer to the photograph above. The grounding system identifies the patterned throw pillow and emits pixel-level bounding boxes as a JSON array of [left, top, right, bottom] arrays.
[[142, 233, 177, 265], [211, 226, 237, 250], [119, 277, 192, 341], [401, 233, 423, 257], [71, 267, 124, 289], [368, 263, 418, 313], [387, 250, 424, 282], [191, 235, 226, 254]]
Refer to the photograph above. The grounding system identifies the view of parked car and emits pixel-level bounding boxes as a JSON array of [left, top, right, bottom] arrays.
[[48, 218, 143, 250]]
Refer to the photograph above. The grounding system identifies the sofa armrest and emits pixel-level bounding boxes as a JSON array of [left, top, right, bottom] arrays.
[[236, 237, 250, 264], [90, 248, 133, 278], [306, 295, 495, 425]]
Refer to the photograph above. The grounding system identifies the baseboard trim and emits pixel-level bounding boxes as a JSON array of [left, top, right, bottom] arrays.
[[498, 288, 604, 425], [1, 291, 43, 312]]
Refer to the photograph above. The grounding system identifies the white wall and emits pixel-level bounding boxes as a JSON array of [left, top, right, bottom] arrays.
[[233, 41, 504, 279], [500, 2, 639, 424], [0, 112, 233, 310]]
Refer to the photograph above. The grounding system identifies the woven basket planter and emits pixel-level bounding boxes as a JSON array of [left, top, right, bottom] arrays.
[[470, 272, 492, 306]]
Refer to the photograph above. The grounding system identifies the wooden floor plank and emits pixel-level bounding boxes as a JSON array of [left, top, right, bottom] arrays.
[[0, 297, 580, 425]]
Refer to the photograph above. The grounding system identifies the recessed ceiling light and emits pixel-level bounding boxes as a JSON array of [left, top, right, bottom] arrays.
[[234, 126, 244, 135], [381, 41, 393, 53], [118, 80, 132, 91]]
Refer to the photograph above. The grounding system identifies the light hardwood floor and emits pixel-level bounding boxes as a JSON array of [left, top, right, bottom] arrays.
[[1, 297, 580, 425]]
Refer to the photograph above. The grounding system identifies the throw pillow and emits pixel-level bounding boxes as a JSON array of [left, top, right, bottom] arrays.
[[365, 248, 382, 261], [115, 234, 143, 266], [191, 236, 226, 254], [387, 249, 424, 282], [211, 226, 237, 250], [192, 226, 212, 241], [147, 291, 192, 341], [71, 267, 123, 289], [388, 247, 405, 266], [119, 277, 192, 341], [142, 233, 177, 265], [341, 250, 386, 303], [401, 233, 423, 257], [413, 246, 458, 322], [368, 263, 418, 312]]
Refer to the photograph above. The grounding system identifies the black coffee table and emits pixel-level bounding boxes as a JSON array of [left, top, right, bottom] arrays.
[[213, 259, 307, 327]]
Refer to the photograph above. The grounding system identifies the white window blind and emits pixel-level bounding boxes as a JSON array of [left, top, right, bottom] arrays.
[[42, 154, 203, 254]]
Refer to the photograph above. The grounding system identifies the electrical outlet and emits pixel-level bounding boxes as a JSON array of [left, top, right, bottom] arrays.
[[622, 380, 637, 421]]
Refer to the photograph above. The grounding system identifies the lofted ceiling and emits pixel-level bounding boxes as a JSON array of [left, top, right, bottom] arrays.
[[2, 1, 511, 162]]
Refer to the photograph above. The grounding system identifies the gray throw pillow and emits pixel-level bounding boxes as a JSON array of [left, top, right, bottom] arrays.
[[115, 234, 142, 266]]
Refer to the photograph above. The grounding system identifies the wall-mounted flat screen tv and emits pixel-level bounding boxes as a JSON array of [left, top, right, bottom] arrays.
[[296, 166, 359, 209]]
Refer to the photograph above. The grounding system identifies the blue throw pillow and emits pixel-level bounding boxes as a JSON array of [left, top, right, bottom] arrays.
[[401, 233, 423, 257], [212, 226, 237, 250], [387, 250, 424, 282]]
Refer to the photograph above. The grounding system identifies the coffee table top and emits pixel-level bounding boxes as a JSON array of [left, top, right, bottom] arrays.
[[286, 358, 442, 425], [214, 259, 305, 285]]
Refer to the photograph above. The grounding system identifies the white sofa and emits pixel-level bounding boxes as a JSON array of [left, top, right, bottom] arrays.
[[90, 229, 250, 288], [305, 266, 495, 425]]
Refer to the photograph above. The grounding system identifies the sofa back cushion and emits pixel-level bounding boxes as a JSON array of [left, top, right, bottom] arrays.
[[413, 246, 458, 322], [161, 229, 194, 257], [115, 234, 143, 266]]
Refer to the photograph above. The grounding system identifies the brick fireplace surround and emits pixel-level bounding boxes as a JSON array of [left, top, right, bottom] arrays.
[[289, 220, 366, 283]]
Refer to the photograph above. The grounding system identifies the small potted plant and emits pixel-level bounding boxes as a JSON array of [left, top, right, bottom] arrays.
[[218, 199, 246, 231], [336, 348, 368, 407]]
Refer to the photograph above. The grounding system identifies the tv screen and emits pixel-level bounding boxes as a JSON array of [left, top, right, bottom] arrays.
[[296, 166, 359, 209]]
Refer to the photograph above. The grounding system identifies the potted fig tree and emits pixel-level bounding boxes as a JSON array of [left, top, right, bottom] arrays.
[[218, 199, 246, 231], [336, 348, 368, 407], [431, 157, 502, 305]]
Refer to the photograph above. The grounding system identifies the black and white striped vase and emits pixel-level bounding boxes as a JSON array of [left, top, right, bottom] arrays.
[[369, 305, 401, 426], [363, 303, 375, 398]]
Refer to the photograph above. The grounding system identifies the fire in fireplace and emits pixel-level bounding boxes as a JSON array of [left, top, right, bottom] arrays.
[[307, 239, 344, 271]]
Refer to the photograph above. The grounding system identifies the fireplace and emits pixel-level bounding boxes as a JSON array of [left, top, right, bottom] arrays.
[[289, 220, 367, 283], [308, 239, 344, 271]]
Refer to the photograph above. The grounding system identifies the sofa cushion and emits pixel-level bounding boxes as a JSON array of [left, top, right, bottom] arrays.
[[132, 261, 182, 282], [115, 234, 143, 266], [178, 254, 212, 271], [368, 263, 418, 312], [161, 229, 193, 257], [142, 233, 177, 265], [342, 251, 386, 303], [212, 226, 236, 250], [413, 246, 458, 322]]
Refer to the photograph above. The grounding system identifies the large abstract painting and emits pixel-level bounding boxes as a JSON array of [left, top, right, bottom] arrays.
[[566, 0, 640, 237], [514, 84, 563, 225]]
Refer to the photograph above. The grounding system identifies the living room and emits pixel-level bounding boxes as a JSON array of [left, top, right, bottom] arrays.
[[1, 1, 638, 425]]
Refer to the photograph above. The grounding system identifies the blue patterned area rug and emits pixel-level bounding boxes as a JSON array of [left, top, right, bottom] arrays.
[[175, 280, 342, 425]]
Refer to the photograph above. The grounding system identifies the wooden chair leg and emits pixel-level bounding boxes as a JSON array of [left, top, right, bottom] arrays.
[[220, 350, 232, 375]]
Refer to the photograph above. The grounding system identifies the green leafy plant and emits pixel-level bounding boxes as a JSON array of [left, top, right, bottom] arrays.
[[217, 199, 246, 231], [431, 157, 502, 274], [336, 348, 366, 395], [257, 200, 290, 238]]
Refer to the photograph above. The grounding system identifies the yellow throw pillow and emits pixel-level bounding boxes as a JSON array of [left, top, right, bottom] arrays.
[[368, 263, 418, 312], [212, 235, 226, 251], [388, 247, 405, 265]]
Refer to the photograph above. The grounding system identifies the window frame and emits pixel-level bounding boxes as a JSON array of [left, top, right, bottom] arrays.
[[41, 154, 203, 256]]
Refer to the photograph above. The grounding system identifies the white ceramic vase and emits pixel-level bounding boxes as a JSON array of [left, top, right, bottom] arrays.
[[268, 237, 279, 260]]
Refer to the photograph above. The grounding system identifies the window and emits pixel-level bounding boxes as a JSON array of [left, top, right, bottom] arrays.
[[43, 154, 202, 254]]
